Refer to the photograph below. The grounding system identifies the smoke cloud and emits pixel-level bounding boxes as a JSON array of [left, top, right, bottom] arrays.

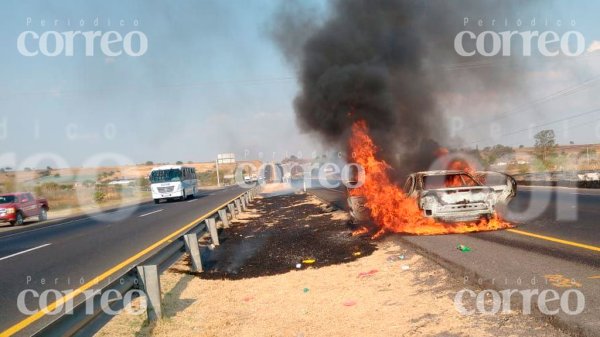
[[271, 0, 544, 179]]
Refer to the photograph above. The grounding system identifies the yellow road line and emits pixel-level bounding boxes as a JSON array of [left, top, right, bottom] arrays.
[[1, 190, 248, 337], [507, 229, 600, 253]]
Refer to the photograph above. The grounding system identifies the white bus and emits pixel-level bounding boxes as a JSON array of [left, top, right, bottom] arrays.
[[149, 165, 197, 203]]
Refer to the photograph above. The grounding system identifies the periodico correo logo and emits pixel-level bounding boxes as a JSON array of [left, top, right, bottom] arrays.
[[17, 17, 148, 57], [455, 17, 585, 57]]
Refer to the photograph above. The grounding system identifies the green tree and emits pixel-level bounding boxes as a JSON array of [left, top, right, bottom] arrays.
[[533, 129, 557, 169], [176, 161, 183, 165], [484, 144, 514, 166]]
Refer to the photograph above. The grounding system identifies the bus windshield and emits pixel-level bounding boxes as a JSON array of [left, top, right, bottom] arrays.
[[149, 169, 182, 183]]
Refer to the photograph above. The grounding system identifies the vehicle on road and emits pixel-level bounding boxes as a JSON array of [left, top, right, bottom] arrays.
[[347, 170, 503, 223], [404, 170, 496, 222], [149, 165, 197, 203], [0, 192, 49, 226]]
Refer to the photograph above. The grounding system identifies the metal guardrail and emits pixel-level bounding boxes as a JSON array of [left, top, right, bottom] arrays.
[[30, 186, 260, 337]]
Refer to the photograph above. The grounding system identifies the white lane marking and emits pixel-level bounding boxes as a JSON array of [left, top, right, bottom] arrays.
[[0, 243, 52, 261], [139, 209, 163, 217], [187, 199, 198, 203]]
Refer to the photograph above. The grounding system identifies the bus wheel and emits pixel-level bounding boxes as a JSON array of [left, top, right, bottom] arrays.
[[154, 199, 160, 204]]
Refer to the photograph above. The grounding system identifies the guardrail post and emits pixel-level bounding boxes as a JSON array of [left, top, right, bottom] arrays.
[[205, 217, 220, 246], [240, 196, 247, 211], [235, 198, 243, 213], [136, 265, 162, 321], [183, 233, 203, 272], [234, 199, 242, 214], [217, 208, 229, 228], [227, 203, 236, 219]]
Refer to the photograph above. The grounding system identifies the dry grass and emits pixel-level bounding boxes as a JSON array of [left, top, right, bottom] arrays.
[[97, 240, 568, 337]]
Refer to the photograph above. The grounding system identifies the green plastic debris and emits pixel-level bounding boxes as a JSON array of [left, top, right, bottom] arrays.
[[457, 244, 472, 252], [303, 288, 309, 293]]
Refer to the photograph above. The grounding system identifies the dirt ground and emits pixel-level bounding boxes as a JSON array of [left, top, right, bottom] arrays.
[[96, 191, 570, 337]]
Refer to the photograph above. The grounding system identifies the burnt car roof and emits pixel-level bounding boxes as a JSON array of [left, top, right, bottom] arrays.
[[414, 170, 472, 176]]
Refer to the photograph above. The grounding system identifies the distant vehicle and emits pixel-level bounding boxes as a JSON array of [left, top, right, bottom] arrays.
[[149, 165, 197, 204], [403, 170, 496, 222], [0, 192, 49, 226], [473, 171, 517, 204], [243, 174, 259, 183]]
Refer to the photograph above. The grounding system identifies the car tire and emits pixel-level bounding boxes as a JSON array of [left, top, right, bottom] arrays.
[[15, 212, 24, 226], [38, 208, 48, 221], [154, 199, 160, 204]]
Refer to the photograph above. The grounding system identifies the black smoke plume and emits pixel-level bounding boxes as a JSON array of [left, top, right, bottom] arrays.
[[272, 0, 542, 179]]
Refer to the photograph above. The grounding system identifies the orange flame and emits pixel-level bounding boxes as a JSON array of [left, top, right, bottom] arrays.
[[349, 120, 512, 237]]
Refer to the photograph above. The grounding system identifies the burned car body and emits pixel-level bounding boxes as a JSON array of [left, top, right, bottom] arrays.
[[404, 170, 496, 223], [473, 171, 517, 205], [347, 170, 517, 223], [347, 195, 370, 222]]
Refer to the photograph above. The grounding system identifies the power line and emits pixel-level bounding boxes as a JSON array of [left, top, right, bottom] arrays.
[[467, 107, 600, 146], [0, 76, 296, 100], [460, 74, 600, 132]]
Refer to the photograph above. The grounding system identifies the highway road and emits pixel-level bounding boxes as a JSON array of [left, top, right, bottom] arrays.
[[0, 186, 249, 336], [309, 184, 600, 336]]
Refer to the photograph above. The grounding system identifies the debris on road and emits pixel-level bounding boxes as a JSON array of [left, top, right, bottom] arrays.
[[401, 265, 410, 271], [302, 258, 316, 264], [357, 269, 379, 278], [342, 300, 356, 307], [457, 244, 472, 252], [386, 254, 406, 262]]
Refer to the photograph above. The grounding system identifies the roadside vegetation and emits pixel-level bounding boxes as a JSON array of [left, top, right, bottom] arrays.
[[0, 160, 260, 214]]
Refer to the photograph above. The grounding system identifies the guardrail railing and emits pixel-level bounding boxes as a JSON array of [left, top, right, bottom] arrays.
[[30, 186, 260, 337]]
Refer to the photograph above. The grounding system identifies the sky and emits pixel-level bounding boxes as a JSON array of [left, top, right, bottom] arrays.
[[2, 1, 600, 169], [0, 0, 327, 169]]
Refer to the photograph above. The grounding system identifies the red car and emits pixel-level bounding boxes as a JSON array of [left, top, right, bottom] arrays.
[[0, 192, 49, 226]]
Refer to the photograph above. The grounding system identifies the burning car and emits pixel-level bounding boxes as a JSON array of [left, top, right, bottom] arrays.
[[348, 170, 501, 224], [404, 170, 497, 223], [473, 171, 517, 205]]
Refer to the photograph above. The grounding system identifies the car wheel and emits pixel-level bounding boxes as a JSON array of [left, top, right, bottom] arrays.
[[15, 212, 24, 226], [38, 208, 48, 221], [154, 199, 160, 204]]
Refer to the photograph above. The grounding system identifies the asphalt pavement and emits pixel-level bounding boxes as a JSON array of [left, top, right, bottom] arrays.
[[0, 186, 248, 336]]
